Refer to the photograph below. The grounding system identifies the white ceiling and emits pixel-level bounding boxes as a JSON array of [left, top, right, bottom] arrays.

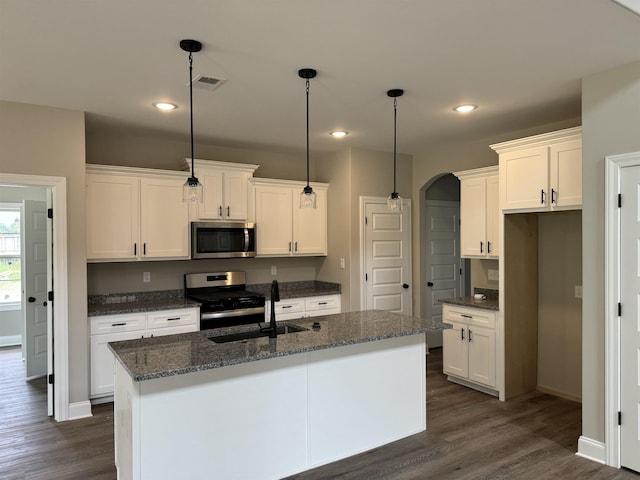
[[2, 0, 640, 156]]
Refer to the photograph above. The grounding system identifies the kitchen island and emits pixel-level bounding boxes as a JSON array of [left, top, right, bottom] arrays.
[[109, 310, 449, 480]]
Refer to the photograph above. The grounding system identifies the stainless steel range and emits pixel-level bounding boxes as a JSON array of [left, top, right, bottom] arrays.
[[185, 271, 266, 330]]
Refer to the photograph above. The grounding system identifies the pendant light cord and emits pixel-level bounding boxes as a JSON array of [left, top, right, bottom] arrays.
[[189, 51, 195, 179], [393, 96, 397, 195], [306, 78, 310, 188]]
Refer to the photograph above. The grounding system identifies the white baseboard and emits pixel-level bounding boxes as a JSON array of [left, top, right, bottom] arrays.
[[68, 400, 93, 420], [576, 436, 606, 464], [0, 335, 21, 347]]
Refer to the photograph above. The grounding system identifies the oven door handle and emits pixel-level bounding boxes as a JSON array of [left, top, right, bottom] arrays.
[[201, 307, 265, 320]]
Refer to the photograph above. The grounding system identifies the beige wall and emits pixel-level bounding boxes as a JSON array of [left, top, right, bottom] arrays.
[[537, 211, 582, 400], [470, 259, 500, 290], [582, 61, 640, 443], [0, 101, 87, 404]]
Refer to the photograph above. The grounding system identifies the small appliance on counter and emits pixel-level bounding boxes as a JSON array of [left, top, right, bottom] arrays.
[[185, 271, 265, 329]]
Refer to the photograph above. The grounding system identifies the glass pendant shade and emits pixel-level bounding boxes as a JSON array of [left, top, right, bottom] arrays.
[[183, 176, 203, 203], [387, 192, 402, 212], [300, 185, 317, 208]]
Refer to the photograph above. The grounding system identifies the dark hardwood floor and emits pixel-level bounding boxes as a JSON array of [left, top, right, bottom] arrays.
[[0, 345, 636, 479]]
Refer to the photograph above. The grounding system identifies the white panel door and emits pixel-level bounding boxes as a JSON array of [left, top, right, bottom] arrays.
[[24, 200, 48, 378], [620, 165, 640, 473], [425, 201, 461, 347], [363, 199, 411, 315]]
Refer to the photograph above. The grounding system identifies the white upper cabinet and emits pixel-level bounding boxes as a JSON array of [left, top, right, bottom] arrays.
[[455, 166, 499, 258], [86, 165, 190, 261], [190, 159, 259, 222], [491, 127, 582, 213], [252, 178, 328, 257]]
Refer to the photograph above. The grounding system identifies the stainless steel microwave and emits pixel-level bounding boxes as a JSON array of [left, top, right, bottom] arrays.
[[191, 222, 256, 259]]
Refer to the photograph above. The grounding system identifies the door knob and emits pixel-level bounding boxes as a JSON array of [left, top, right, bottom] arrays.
[[427, 282, 434, 287], [28, 297, 36, 303], [42, 301, 48, 307], [402, 283, 410, 289]]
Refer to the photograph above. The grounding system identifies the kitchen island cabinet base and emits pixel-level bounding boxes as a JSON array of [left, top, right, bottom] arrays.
[[114, 334, 426, 480]]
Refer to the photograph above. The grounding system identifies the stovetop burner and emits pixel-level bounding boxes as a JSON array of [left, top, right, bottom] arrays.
[[185, 271, 265, 312]]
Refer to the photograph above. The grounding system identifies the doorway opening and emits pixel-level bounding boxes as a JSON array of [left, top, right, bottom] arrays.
[[0, 174, 69, 421]]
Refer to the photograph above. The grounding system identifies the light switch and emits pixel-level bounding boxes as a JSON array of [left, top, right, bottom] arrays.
[[271, 266, 277, 275], [575, 286, 583, 298], [340, 258, 345, 269]]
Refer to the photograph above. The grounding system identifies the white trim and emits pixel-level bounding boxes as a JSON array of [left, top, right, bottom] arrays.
[[604, 151, 640, 468], [67, 400, 93, 420], [0, 335, 21, 347], [489, 126, 582, 154], [577, 436, 606, 464], [0, 302, 21, 312], [1, 173, 70, 422]]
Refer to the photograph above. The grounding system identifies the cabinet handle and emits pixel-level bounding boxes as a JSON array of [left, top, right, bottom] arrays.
[[461, 314, 473, 319], [294, 241, 298, 252], [143, 243, 146, 255], [288, 242, 292, 252], [541, 189, 546, 205], [480, 241, 483, 254], [227, 206, 230, 217], [111, 322, 127, 327], [487, 241, 491, 254], [461, 327, 465, 341], [318, 302, 327, 305], [282, 305, 293, 309], [551, 188, 556, 204], [134, 243, 137, 255], [166, 317, 181, 321], [468, 329, 473, 342], [219, 206, 223, 217]]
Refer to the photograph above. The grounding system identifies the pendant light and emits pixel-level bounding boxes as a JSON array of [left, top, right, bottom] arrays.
[[299, 68, 317, 209], [181, 39, 204, 203], [387, 88, 404, 212]]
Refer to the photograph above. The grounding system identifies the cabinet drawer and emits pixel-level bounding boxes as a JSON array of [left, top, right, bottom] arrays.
[[443, 305, 496, 329], [305, 295, 341, 314], [146, 308, 198, 330], [90, 313, 146, 335], [273, 299, 305, 315]]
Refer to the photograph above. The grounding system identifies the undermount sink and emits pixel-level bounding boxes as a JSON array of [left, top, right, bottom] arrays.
[[208, 323, 308, 344]]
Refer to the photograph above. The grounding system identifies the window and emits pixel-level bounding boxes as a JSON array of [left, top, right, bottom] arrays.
[[0, 206, 21, 305]]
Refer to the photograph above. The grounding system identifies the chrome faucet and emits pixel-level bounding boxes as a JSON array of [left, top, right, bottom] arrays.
[[269, 280, 280, 338]]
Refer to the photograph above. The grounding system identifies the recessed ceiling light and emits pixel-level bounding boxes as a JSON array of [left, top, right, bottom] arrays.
[[330, 131, 348, 138], [153, 102, 178, 111], [453, 104, 477, 113]]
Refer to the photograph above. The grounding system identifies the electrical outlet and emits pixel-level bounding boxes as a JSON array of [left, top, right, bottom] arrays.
[[575, 286, 583, 298], [143, 272, 151, 283], [340, 258, 345, 269], [488, 269, 499, 281], [271, 266, 277, 275]]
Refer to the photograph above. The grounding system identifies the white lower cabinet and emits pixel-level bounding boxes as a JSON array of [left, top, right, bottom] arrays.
[[265, 294, 341, 322], [442, 304, 496, 393], [90, 307, 198, 400]]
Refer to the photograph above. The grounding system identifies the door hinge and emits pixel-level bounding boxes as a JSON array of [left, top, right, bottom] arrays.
[[47, 208, 53, 219], [618, 302, 622, 317], [48, 291, 54, 302], [618, 193, 622, 208], [459, 268, 462, 275], [48, 373, 54, 385], [618, 411, 622, 426]]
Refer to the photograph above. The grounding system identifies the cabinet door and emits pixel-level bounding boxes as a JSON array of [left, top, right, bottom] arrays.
[[224, 171, 249, 221], [86, 174, 139, 260], [90, 329, 144, 397], [198, 169, 224, 220], [443, 321, 468, 379], [485, 175, 500, 258], [140, 177, 190, 259], [549, 139, 582, 210], [460, 177, 487, 257], [255, 186, 293, 255], [467, 325, 496, 387], [501, 146, 549, 211], [293, 188, 327, 255]]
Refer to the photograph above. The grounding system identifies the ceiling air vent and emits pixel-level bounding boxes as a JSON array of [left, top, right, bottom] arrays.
[[191, 74, 227, 92]]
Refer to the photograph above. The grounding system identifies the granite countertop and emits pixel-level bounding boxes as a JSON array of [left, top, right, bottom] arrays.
[[108, 310, 450, 382], [87, 290, 200, 317], [248, 280, 341, 300], [439, 287, 499, 311]]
